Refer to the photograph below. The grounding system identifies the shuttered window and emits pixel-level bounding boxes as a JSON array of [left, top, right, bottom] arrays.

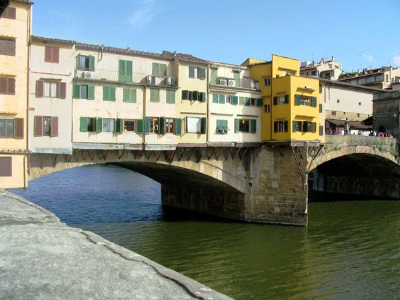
[[34, 116, 58, 137], [76, 54, 95, 71], [0, 38, 16, 56], [119, 60, 133, 82], [152, 63, 167, 77], [166, 90, 175, 104], [36, 80, 66, 99], [103, 86, 116, 101], [73, 84, 94, 100], [123, 88, 136, 103], [2, 7, 16, 19], [150, 89, 160, 102], [0, 77, 15, 94], [0, 157, 12, 177], [44, 46, 59, 63]]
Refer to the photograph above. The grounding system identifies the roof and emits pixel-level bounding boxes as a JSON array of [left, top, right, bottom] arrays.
[[326, 119, 372, 129], [161, 50, 209, 64], [320, 78, 386, 93]]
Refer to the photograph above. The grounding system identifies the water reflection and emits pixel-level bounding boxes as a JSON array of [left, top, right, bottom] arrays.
[[11, 165, 400, 299]]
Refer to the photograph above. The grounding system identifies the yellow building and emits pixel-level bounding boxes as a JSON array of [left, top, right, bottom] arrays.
[[244, 54, 322, 142], [0, 0, 32, 188]]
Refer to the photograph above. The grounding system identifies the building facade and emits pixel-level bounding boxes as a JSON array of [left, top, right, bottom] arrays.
[[300, 57, 343, 80], [339, 66, 400, 90], [0, 0, 32, 188], [373, 91, 400, 137]]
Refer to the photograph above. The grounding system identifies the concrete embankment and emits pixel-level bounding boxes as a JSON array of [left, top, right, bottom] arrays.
[[0, 189, 232, 300]]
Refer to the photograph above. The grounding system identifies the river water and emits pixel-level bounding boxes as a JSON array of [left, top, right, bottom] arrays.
[[11, 164, 400, 299]]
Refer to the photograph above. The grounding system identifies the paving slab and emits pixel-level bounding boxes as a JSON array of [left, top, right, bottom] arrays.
[[0, 189, 232, 300]]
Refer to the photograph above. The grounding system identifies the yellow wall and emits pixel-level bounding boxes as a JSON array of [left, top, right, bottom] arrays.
[[0, 1, 32, 188]]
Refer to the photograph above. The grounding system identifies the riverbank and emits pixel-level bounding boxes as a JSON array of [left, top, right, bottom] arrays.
[[0, 189, 231, 300]]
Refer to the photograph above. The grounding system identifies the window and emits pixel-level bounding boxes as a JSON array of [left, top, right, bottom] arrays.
[[123, 88, 136, 103], [80, 117, 101, 133], [36, 80, 66, 99], [183, 90, 206, 101], [273, 95, 289, 105], [264, 104, 270, 113], [0, 157, 12, 177], [274, 121, 288, 133], [73, 84, 94, 100], [186, 117, 206, 134], [233, 71, 240, 87], [150, 88, 160, 102], [124, 120, 135, 131], [292, 120, 316, 133], [149, 117, 159, 134], [0, 38, 15, 56], [34, 116, 58, 137], [119, 60, 132, 82], [160, 118, 174, 134], [103, 118, 115, 133], [103, 86, 116, 101], [166, 90, 175, 104], [1, 7, 16, 19], [210, 69, 218, 84], [235, 119, 256, 133], [0, 118, 22, 138], [216, 120, 228, 134], [76, 54, 94, 71], [295, 94, 317, 107], [0, 77, 15, 95], [152, 63, 167, 77], [189, 66, 206, 79], [264, 77, 271, 86], [45, 46, 59, 63]]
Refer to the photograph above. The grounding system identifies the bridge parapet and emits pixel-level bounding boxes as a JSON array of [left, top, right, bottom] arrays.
[[308, 135, 399, 171]]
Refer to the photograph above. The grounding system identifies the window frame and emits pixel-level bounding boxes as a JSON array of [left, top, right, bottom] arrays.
[[0, 38, 15, 56], [34, 116, 58, 137], [0, 77, 15, 95], [44, 46, 59, 63]]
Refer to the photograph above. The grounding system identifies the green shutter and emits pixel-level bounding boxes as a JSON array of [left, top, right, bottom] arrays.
[[251, 119, 257, 133], [219, 94, 225, 104], [136, 119, 143, 133], [159, 117, 166, 134], [126, 61, 132, 82], [213, 94, 218, 103], [295, 94, 301, 105], [76, 55, 81, 69], [273, 96, 277, 105], [80, 117, 88, 132], [234, 119, 239, 132], [200, 117, 207, 134], [256, 98, 263, 107], [232, 96, 238, 105], [319, 103, 322, 113], [166, 90, 175, 104], [199, 67, 206, 79], [211, 69, 217, 84], [88, 85, 95, 100], [73, 84, 81, 99], [189, 66, 194, 78], [193, 91, 198, 101], [234, 72, 240, 87], [118, 60, 125, 82], [150, 89, 159, 102], [116, 118, 123, 133], [319, 125, 324, 136], [144, 117, 150, 134], [88, 55, 95, 71], [160, 64, 167, 77], [311, 96, 317, 107], [96, 117, 103, 133], [312, 122, 317, 133], [245, 97, 251, 106], [182, 90, 189, 100], [174, 118, 181, 135], [239, 97, 245, 105]]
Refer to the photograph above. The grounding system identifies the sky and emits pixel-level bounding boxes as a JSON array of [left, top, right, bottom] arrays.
[[31, 0, 400, 72]]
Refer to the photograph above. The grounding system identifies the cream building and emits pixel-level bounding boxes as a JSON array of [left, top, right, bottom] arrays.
[[0, 0, 32, 188], [208, 62, 262, 146], [29, 36, 74, 154]]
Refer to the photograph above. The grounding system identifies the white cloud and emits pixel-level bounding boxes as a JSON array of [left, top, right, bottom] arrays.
[[393, 56, 400, 66], [128, 0, 158, 29]]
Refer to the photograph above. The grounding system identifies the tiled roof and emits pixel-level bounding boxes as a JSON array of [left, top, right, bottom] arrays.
[[76, 43, 163, 59], [31, 35, 76, 45], [161, 50, 209, 64]]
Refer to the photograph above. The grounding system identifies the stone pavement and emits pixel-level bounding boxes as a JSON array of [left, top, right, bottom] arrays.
[[0, 189, 232, 300]]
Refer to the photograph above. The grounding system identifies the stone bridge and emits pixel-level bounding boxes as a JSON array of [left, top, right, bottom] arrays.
[[27, 136, 400, 226]]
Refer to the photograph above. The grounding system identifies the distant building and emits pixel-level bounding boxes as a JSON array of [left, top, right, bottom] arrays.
[[373, 91, 400, 137], [320, 79, 384, 135], [300, 57, 343, 80], [339, 66, 400, 90]]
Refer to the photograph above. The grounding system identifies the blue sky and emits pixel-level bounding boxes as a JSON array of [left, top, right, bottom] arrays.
[[32, 0, 400, 72]]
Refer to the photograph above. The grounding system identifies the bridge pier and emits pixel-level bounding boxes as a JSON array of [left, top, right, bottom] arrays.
[[162, 146, 309, 226]]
